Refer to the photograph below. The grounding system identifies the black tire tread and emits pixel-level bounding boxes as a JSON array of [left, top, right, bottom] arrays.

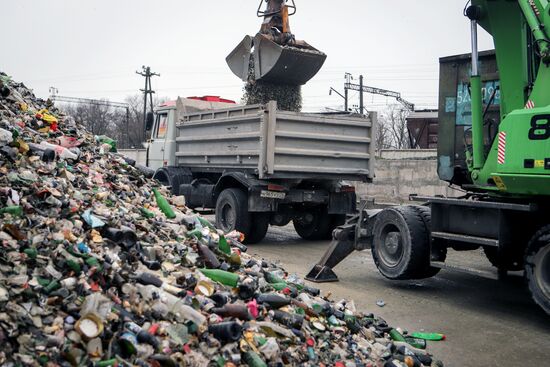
[[247, 213, 269, 244], [525, 225, 550, 315], [409, 205, 446, 278], [371, 206, 431, 280], [216, 188, 252, 242]]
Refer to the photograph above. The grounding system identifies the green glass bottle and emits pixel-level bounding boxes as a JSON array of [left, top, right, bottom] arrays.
[[66, 259, 82, 274], [187, 228, 203, 240], [86, 257, 103, 272], [199, 268, 239, 287], [264, 271, 285, 284], [243, 351, 267, 367], [270, 282, 288, 291], [152, 188, 176, 219], [23, 248, 37, 259], [410, 332, 446, 341], [404, 336, 427, 349], [218, 235, 231, 255], [44, 280, 60, 294], [389, 328, 407, 342], [345, 314, 362, 333], [0, 206, 23, 216], [37, 277, 50, 287], [96, 135, 117, 152], [96, 359, 117, 367], [198, 216, 216, 230], [140, 207, 155, 218]]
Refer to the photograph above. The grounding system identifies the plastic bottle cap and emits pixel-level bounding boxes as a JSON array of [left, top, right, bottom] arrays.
[[195, 280, 215, 296], [75, 314, 104, 339]]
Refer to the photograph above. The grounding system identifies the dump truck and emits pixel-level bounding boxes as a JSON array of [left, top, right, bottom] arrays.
[[144, 97, 376, 244], [307, 0, 550, 315]]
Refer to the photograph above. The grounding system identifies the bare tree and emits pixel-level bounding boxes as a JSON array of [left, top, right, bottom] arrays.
[[59, 94, 169, 149], [374, 116, 392, 152], [123, 94, 148, 149], [62, 101, 116, 137], [378, 104, 411, 149]]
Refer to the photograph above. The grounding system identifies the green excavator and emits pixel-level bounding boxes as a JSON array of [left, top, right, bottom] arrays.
[[305, 0, 550, 315]]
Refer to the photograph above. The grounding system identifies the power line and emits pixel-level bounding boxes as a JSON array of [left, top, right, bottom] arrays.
[[345, 74, 415, 112]]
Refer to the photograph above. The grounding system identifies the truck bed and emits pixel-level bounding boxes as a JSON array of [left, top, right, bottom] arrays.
[[175, 102, 376, 181]]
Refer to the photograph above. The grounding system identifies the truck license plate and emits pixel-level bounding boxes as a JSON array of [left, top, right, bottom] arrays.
[[260, 190, 286, 200]]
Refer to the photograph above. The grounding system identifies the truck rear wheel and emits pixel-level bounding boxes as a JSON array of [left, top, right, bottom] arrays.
[[293, 207, 331, 240], [525, 225, 550, 315], [215, 188, 267, 244], [247, 213, 269, 244], [371, 206, 432, 280]]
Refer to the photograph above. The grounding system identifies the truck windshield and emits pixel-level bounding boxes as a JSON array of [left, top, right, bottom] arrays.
[[154, 113, 168, 139]]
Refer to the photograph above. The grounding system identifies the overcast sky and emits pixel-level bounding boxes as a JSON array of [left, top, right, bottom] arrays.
[[2, 0, 493, 112]]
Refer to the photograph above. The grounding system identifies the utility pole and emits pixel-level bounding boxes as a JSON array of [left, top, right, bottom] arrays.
[[136, 66, 160, 140], [344, 73, 352, 112], [328, 87, 347, 111], [328, 73, 354, 112], [345, 74, 415, 112], [359, 75, 364, 115], [49, 87, 59, 98]]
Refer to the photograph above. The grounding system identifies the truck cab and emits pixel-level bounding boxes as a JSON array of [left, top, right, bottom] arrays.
[[146, 97, 237, 170]]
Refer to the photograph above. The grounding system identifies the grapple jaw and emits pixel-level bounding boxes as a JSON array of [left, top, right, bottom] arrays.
[[226, 35, 254, 83], [226, 34, 327, 85]]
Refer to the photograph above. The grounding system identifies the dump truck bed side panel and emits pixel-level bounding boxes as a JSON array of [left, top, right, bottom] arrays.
[[175, 102, 375, 181]]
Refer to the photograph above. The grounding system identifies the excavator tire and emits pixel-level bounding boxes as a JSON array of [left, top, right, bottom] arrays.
[[525, 225, 550, 315], [409, 205, 447, 278], [371, 206, 432, 280]]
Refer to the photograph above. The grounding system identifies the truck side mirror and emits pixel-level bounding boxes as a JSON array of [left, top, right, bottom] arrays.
[[145, 112, 154, 131]]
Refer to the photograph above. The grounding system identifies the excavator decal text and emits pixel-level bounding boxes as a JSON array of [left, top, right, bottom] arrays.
[[528, 115, 550, 140]]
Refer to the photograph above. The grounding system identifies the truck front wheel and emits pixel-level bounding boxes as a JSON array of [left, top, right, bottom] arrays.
[[215, 188, 268, 244], [525, 225, 550, 315]]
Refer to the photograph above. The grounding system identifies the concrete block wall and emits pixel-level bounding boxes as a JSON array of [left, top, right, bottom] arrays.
[[356, 150, 461, 204]]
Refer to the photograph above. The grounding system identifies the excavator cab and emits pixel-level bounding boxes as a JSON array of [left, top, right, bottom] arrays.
[[226, 0, 326, 85]]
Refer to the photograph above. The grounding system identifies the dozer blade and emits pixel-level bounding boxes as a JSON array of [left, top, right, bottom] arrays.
[[253, 34, 327, 85], [226, 35, 254, 82]]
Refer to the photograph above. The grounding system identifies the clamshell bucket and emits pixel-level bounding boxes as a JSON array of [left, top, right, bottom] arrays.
[[226, 35, 254, 83], [226, 34, 327, 85]]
